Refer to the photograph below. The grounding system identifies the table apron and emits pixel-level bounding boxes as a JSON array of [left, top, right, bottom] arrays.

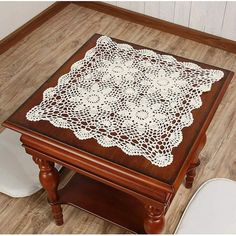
[[20, 134, 174, 209]]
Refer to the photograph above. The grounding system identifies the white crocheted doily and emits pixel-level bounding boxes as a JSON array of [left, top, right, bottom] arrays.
[[26, 36, 224, 167]]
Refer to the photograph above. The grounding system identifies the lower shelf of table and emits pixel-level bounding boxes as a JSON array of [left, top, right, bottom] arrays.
[[57, 173, 145, 233]]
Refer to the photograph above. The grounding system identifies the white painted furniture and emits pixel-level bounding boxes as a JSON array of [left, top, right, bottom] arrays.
[[175, 178, 236, 234], [0, 129, 41, 197], [0, 129, 61, 197]]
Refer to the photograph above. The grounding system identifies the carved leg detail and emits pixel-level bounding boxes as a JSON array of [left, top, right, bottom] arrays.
[[185, 158, 200, 188], [144, 205, 165, 234], [33, 157, 63, 225], [185, 134, 206, 189]]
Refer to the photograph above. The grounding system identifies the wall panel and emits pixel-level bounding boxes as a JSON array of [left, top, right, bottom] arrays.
[[117, 1, 144, 14], [144, 1, 160, 18], [174, 1, 191, 27], [221, 2, 236, 41], [189, 2, 208, 32], [159, 1, 175, 22], [0, 1, 54, 40], [103, 1, 235, 41], [204, 1, 226, 36]]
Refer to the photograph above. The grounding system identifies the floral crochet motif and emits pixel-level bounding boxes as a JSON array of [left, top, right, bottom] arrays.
[[26, 36, 224, 167]]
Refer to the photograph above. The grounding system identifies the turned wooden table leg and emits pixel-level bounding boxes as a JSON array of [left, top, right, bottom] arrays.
[[185, 158, 200, 188], [33, 157, 63, 225], [185, 134, 206, 189], [144, 204, 165, 234]]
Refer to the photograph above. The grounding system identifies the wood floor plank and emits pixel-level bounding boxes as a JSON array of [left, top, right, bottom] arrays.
[[0, 3, 235, 234]]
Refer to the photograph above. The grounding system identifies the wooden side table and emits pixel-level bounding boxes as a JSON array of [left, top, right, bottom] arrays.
[[2, 34, 234, 233]]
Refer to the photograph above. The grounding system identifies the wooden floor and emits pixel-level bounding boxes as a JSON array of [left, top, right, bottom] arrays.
[[0, 3, 236, 234]]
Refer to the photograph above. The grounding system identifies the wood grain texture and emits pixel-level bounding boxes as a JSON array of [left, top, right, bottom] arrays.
[[0, 2, 54, 40], [4, 33, 232, 233], [0, 2, 70, 55], [75, 1, 236, 54], [0, 3, 236, 234], [4, 34, 232, 188]]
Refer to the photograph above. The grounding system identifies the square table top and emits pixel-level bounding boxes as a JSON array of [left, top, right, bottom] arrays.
[[3, 34, 234, 186]]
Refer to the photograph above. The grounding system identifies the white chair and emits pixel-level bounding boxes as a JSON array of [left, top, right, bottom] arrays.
[[175, 178, 236, 234], [0, 129, 60, 197]]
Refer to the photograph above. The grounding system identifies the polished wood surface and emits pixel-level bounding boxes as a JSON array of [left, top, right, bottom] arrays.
[[75, 1, 236, 54], [2, 34, 233, 233], [58, 173, 145, 233], [3, 34, 233, 186], [0, 3, 236, 234], [0, 2, 69, 55], [32, 157, 63, 225]]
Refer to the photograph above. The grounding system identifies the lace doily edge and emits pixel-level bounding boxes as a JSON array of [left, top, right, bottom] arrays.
[[25, 35, 225, 167], [71, 35, 224, 80]]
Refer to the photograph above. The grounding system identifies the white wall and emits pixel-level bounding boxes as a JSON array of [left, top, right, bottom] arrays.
[[106, 1, 236, 41], [0, 1, 54, 40]]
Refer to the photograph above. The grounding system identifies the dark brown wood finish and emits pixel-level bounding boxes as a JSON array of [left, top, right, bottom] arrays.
[[74, 1, 236, 54], [0, 2, 69, 55], [3, 34, 234, 184], [2, 34, 234, 233], [185, 134, 206, 188], [32, 157, 64, 225], [58, 173, 146, 233]]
